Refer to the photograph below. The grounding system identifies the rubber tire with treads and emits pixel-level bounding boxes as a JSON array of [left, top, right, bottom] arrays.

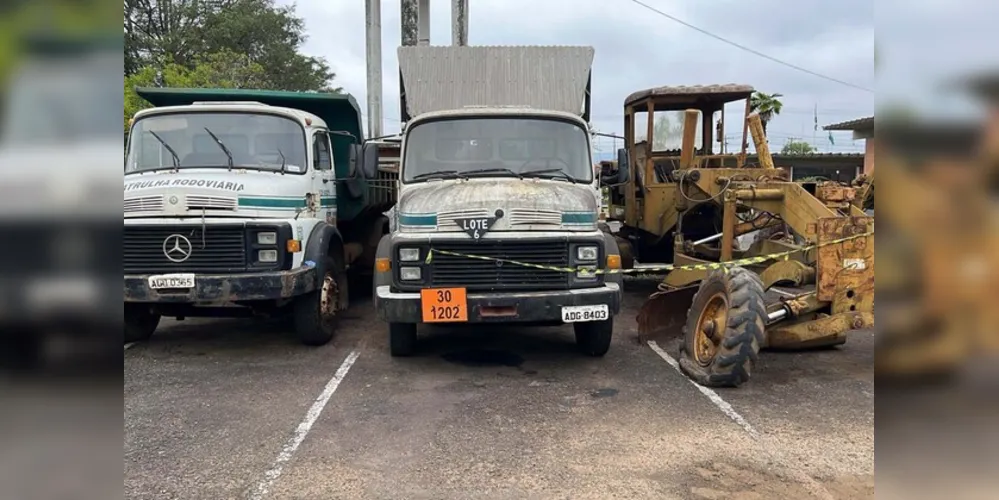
[[293, 255, 343, 346], [389, 323, 417, 357], [679, 267, 766, 388], [125, 305, 160, 343], [574, 318, 613, 357]]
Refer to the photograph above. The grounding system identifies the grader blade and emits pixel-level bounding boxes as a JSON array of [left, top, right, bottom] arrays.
[[636, 285, 699, 340]]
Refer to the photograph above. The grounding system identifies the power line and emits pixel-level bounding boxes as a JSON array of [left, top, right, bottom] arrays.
[[625, 0, 874, 93]]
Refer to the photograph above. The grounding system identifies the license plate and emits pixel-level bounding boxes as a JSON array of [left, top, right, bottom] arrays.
[[562, 304, 609, 323], [420, 287, 468, 323], [148, 273, 195, 289]]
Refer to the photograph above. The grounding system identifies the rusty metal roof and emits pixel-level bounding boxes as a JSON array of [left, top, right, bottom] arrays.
[[625, 84, 755, 106], [397, 45, 594, 120], [823, 116, 874, 131]]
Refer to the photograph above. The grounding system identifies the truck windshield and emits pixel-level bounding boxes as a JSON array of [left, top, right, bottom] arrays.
[[402, 117, 592, 183], [125, 112, 307, 174]]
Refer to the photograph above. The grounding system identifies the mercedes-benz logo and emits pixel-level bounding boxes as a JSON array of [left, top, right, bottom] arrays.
[[162, 234, 193, 263]]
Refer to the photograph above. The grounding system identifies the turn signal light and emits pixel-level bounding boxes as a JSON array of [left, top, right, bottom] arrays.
[[286, 239, 302, 252], [607, 254, 622, 270], [375, 258, 391, 273]]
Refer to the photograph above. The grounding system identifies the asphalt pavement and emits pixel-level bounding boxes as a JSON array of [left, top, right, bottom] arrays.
[[124, 278, 874, 500]]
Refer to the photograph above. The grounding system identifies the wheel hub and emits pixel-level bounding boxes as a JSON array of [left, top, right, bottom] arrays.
[[319, 272, 340, 325], [693, 292, 729, 367]]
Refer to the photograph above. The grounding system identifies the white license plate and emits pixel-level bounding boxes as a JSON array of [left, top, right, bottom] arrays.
[[561, 304, 609, 323], [148, 273, 195, 289]]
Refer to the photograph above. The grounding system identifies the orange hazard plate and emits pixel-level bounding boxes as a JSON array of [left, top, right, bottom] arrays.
[[420, 288, 468, 323]]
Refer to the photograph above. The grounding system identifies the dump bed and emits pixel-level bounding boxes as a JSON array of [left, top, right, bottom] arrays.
[[397, 45, 594, 122]]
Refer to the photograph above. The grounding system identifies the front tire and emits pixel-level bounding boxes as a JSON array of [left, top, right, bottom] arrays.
[[574, 318, 613, 357], [678, 267, 767, 388], [293, 255, 343, 346], [125, 304, 160, 343], [389, 322, 417, 356]]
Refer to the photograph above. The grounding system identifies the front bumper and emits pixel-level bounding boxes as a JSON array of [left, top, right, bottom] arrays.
[[124, 266, 317, 304], [375, 283, 622, 324]]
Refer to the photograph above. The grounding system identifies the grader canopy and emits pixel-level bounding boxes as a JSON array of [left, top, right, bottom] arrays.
[[602, 84, 874, 388]]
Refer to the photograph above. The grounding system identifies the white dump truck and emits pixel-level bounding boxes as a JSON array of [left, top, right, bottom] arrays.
[[123, 88, 387, 346], [373, 45, 626, 356]]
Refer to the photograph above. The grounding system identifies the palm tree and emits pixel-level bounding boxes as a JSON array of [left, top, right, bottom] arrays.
[[750, 91, 784, 134]]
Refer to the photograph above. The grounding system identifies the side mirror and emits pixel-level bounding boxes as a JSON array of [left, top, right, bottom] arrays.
[[348, 144, 361, 177], [361, 141, 380, 180], [614, 147, 631, 184]]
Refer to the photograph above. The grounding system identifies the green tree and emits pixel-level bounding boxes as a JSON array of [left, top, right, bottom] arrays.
[[780, 138, 816, 155], [749, 91, 784, 134], [124, 50, 269, 131], [124, 0, 337, 91]]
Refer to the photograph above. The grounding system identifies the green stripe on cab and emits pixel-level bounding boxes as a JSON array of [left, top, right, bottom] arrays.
[[561, 212, 598, 224], [238, 197, 306, 208], [399, 213, 438, 226]]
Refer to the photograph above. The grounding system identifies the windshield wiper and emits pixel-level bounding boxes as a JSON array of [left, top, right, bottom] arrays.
[[412, 170, 467, 181], [202, 127, 234, 170], [276, 148, 287, 174], [521, 168, 576, 183], [147, 130, 180, 168], [464, 168, 523, 179]]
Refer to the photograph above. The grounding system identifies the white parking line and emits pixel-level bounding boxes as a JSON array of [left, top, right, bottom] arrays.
[[647, 340, 835, 500], [249, 350, 360, 500], [647, 341, 758, 438]]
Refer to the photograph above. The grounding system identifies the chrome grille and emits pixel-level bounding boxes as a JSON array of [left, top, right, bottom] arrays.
[[427, 240, 569, 291], [124, 195, 164, 213], [186, 195, 237, 211], [123, 224, 247, 274], [508, 208, 562, 226]]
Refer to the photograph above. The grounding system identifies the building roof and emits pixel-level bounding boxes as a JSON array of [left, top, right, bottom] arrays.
[[397, 45, 594, 120], [823, 116, 874, 131], [625, 84, 754, 107]]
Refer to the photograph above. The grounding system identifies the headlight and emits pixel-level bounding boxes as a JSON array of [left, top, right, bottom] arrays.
[[257, 232, 278, 245], [399, 248, 420, 262], [577, 246, 598, 261], [400, 266, 422, 281], [258, 249, 278, 263]]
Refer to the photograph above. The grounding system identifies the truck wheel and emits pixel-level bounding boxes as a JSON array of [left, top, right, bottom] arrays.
[[293, 255, 343, 346], [389, 323, 417, 357], [574, 318, 613, 357], [679, 267, 766, 388], [125, 304, 160, 343]]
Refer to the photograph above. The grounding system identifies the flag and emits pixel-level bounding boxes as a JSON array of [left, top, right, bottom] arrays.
[[828, 131, 835, 146], [813, 103, 818, 132]]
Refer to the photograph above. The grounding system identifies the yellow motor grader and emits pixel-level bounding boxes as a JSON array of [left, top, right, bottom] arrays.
[[600, 84, 874, 387]]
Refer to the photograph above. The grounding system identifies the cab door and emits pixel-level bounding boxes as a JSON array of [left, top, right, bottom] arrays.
[[311, 131, 336, 224]]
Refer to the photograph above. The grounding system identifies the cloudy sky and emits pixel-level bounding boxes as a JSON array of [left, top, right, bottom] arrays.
[[287, 0, 879, 154]]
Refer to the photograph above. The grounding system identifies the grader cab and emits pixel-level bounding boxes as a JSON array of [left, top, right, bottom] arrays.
[[601, 84, 874, 387]]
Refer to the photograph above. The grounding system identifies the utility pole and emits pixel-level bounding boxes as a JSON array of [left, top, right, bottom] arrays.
[[365, 0, 383, 138], [452, 0, 468, 46], [418, 0, 430, 46], [401, 0, 419, 47]]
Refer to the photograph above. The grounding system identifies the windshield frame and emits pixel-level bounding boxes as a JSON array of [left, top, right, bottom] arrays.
[[124, 109, 310, 175], [399, 114, 594, 185]]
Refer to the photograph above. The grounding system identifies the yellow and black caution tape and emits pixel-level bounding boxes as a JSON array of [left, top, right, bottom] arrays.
[[424, 231, 873, 276]]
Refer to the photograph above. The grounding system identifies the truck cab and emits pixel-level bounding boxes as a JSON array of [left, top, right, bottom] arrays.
[[373, 45, 624, 357], [123, 88, 380, 346]]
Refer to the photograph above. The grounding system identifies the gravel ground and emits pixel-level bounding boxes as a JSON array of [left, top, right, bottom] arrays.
[[124, 279, 874, 499]]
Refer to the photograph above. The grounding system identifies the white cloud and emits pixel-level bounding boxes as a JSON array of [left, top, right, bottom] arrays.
[[285, 0, 875, 152]]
